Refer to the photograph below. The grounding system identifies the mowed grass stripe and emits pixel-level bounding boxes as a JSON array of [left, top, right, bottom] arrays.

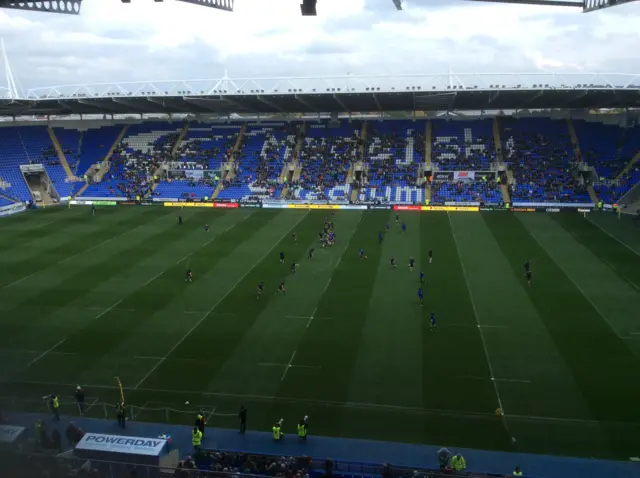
[[276, 212, 381, 406], [134, 210, 314, 391], [484, 213, 640, 423], [0, 208, 90, 246], [551, 213, 640, 292], [0, 208, 172, 288], [0, 206, 78, 231], [587, 213, 640, 256], [420, 213, 501, 412], [0, 209, 214, 347], [345, 211, 423, 408], [18, 210, 266, 385], [204, 212, 364, 430]]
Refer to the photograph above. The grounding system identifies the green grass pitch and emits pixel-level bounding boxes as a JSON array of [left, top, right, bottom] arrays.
[[1, 206, 640, 460]]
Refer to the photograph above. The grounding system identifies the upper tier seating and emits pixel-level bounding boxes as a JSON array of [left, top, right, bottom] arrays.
[[502, 118, 589, 203], [431, 119, 495, 171], [358, 121, 423, 204]]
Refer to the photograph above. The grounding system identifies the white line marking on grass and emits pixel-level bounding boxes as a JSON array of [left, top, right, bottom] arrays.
[[134, 356, 164, 360], [12, 377, 610, 425], [27, 339, 66, 366], [492, 378, 532, 384], [586, 216, 640, 259], [95, 299, 123, 319], [176, 253, 192, 264], [258, 350, 322, 381], [602, 259, 618, 271], [133, 211, 310, 390], [143, 271, 164, 287], [3, 272, 37, 288], [58, 223, 149, 265], [447, 213, 512, 438], [526, 228, 624, 338]]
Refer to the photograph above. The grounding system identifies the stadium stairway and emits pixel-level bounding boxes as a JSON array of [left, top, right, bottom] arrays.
[[492, 117, 503, 163], [425, 120, 432, 169], [616, 149, 640, 180], [566, 118, 582, 160], [501, 182, 511, 204], [47, 126, 79, 181], [171, 121, 190, 157], [74, 182, 89, 198], [95, 125, 129, 181], [587, 184, 599, 204], [351, 122, 368, 202]]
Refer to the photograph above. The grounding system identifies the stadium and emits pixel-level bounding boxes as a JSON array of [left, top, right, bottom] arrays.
[[1, 1, 640, 478]]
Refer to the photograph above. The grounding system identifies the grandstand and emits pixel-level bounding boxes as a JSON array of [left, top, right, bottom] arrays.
[[1, 113, 639, 208], [2, 72, 640, 478]]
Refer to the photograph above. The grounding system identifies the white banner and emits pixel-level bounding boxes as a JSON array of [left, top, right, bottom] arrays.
[[513, 202, 595, 208], [185, 170, 204, 180], [445, 201, 481, 207], [453, 171, 475, 181], [0, 203, 26, 217], [76, 433, 167, 456], [0, 425, 26, 443]]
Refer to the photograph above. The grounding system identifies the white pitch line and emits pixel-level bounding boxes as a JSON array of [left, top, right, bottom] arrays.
[[602, 259, 618, 272], [134, 212, 310, 390], [492, 378, 532, 384], [95, 299, 123, 319], [143, 271, 164, 287], [587, 216, 640, 259], [176, 253, 192, 264], [27, 339, 67, 366], [3, 272, 36, 289], [12, 378, 609, 426], [526, 228, 624, 338], [134, 356, 164, 360], [447, 213, 511, 436], [281, 351, 297, 381], [58, 222, 149, 265]]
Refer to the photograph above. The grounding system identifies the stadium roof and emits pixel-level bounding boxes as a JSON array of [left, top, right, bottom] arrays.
[[1, 73, 639, 118]]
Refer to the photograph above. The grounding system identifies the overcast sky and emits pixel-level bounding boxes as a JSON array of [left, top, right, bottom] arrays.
[[1, 0, 639, 94]]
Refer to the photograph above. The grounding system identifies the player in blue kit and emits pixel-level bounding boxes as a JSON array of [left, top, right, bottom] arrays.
[[401, 222, 407, 233], [359, 248, 368, 260], [378, 231, 384, 244], [430, 312, 437, 330], [420, 271, 425, 283], [418, 288, 424, 306]]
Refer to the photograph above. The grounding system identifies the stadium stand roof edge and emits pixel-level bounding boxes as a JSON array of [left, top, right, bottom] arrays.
[[2, 73, 639, 117]]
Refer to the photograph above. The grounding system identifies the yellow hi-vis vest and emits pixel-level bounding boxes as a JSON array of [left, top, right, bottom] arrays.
[[451, 456, 466, 471], [52, 397, 59, 409], [297, 423, 307, 437], [513, 471, 523, 477], [192, 429, 202, 446], [272, 425, 281, 440]]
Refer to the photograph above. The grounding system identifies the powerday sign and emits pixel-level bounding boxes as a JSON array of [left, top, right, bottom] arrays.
[[75, 433, 167, 456]]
